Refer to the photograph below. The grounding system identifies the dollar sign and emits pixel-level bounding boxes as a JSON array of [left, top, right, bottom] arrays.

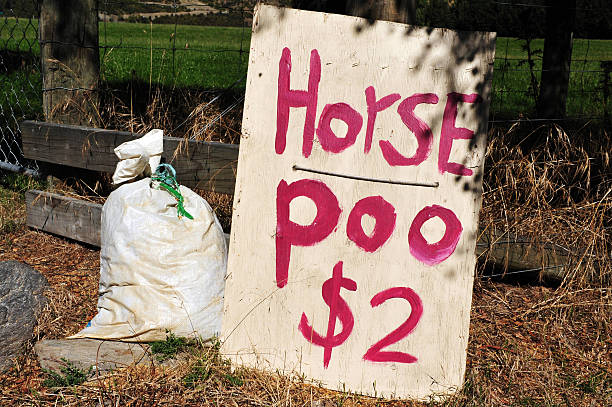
[[298, 261, 357, 368]]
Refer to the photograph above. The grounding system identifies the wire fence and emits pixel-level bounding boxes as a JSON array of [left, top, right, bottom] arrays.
[[0, 0, 610, 175], [490, 35, 611, 124], [0, 0, 40, 174], [95, 0, 256, 142]]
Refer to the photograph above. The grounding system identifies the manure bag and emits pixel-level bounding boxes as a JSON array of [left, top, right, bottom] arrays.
[[71, 131, 227, 342]]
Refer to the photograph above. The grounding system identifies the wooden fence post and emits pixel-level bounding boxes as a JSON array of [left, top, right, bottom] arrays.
[[537, 0, 576, 119], [346, 0, 416, 23], [40, 0, 100, 126]]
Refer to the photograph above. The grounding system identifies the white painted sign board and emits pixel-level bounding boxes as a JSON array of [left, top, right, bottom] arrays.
[[222, 5, 495, 400]]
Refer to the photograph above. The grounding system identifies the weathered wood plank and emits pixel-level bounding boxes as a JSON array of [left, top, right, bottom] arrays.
[[35, 339, 151, 374], [221, 6, 495, 398], [477, 228, 569, 280], [21, 121, 239, 194], [26, 190, 102, 247], [21, 121, 133, 174], [26, 190, 231, 249], [164, 137, 238, 195]]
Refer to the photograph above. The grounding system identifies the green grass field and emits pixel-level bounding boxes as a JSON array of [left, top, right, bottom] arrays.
[[98, 21, 250, 89], [1, 18, 610, 120], [491, 37, 611, 119]]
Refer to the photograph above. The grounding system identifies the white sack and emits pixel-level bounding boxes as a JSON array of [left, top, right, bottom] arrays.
[[112, 129, 163, 185], [71, 131, 227, 342], [71, 179, 227, 341]]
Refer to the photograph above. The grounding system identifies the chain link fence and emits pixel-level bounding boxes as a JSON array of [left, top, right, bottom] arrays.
[[0, 0, 40, 175]]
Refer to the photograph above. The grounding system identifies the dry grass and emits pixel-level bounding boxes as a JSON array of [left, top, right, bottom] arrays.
[[465, 281, 611, 406], [0, 183, 25, 236], [479, 123, 611, 287], [97, 82, 244, 144], [196, 189, 234, 232], [0, 90, 611, 405]]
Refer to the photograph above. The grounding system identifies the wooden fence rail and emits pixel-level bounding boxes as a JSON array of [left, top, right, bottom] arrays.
[[21, 121, 570, 280], [21, 121, 239, 195]]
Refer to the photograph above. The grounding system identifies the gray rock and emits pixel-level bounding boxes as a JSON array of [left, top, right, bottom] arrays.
[[0, 261, 48, 372]]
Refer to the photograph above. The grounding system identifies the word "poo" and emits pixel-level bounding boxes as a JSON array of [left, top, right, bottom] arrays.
[[275, 178, 463, 288]]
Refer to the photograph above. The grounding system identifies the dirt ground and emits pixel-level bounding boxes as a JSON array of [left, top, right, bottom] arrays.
[[0, 199, 609, 406]]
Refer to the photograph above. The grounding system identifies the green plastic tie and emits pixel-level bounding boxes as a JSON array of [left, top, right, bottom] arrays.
[[151, 164, 194, 220]]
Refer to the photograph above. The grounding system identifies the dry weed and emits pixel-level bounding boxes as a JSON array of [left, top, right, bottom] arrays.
[[480, 123, 611, 287], [97, 82, 243, 144], [0, 179, 26, 235]]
